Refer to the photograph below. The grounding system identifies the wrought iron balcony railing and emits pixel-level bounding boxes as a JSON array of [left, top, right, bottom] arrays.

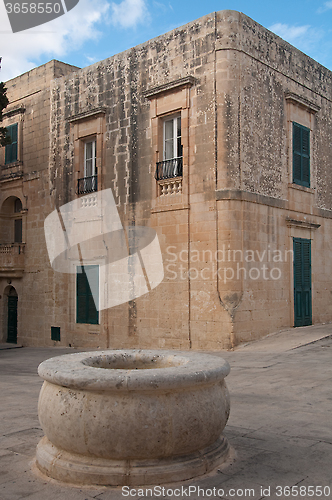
[[77, 175, 98, 195], [155, 157, 183, 181]]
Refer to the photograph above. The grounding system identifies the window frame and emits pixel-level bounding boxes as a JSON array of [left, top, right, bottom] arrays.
[[292, 122, 310, 188], [163, 115, 182, 161], [84, 139, 97, 178]]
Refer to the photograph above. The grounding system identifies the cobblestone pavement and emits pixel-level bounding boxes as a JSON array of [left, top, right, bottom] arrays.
[[1, 324, 331, 500]]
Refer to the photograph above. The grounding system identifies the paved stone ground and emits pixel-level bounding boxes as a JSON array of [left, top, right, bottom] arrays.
[[0, 324, 332, 500]]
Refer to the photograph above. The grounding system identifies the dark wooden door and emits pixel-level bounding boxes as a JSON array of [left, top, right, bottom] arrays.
[[7, 296, 18, 344], [293, 238, 312, 327]]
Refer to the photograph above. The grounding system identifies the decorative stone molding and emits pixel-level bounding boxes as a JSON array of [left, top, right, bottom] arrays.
[[2, 107, 25, 118], [67, 107, 107, 123], [216, 189, 287, 209], [0, 164, 23, 182], [143, 76, 196, 99], [286, 217, 321, 229], [158, 177, 182, 196], [288, 183, 315, 194], [24, 171, 40, 182], [284, 92, 321, 114]]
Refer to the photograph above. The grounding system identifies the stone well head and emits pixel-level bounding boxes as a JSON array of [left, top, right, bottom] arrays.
[[36, 349, 231, 486]]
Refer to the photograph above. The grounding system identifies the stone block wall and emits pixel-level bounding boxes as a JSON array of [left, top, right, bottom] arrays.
[[2, 11, 332, 349]]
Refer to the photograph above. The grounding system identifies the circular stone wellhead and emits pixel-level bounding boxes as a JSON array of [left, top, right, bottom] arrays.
[[35, 350, 231, 486]]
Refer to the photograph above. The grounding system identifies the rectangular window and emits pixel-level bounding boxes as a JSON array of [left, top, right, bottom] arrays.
[[293, 122, 310, 187], [5, 123, 18, 165], [14, 219, 22, 243], [163, 116, 182, 161], [51, 326, 61, 342], [77, 140, 97, 194], [84, 140, 96, 177], [76, 265, 99, 324]]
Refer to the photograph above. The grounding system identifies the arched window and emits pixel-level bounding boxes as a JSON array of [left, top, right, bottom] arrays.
[[14, 198, 22, 213], [0, 196, 23, 244]]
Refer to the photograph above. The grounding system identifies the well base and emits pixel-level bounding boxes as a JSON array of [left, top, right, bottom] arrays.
[[36, 435, 230, 486]]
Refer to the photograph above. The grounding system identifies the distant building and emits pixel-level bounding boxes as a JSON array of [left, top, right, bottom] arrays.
[[1, 10, 332, 350]]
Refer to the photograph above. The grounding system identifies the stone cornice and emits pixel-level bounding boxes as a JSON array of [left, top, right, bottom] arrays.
[[2, 106, 25, 118], [143, 76, 196, 99], [285, 217, 321, 229], [285, 92, 321, 113], [67, 107, 107, 123], [216, 189, 287, 209]]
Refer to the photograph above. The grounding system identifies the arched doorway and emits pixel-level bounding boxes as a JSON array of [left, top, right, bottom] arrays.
[[6, 286, 18, 344]]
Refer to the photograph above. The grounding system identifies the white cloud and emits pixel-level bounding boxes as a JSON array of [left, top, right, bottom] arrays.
[[86, 55, 99, 64], [317, 1, 332, 13], [111, 0, 148, 28], [268, 23, 311, 42], [0, 0, 110, 81], [268, 23, 324, 55]]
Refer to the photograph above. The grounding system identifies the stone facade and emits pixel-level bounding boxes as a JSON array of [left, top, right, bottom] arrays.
[[1, 10, 332, 350]]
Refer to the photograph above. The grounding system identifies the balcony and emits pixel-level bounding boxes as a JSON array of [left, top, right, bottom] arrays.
[[0, 243, 25, 277], [155, 158, 183, 197], [77, 175, 98, 195], [155, 157, 183, 180]]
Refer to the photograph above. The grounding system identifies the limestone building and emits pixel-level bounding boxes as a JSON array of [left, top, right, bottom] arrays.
[[1, 10, 332, 350]]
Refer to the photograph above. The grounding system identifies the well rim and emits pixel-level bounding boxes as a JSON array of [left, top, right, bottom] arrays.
[[38, 349, 230, 392]]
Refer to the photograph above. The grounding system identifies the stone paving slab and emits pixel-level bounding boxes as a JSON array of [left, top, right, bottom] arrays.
[[0, 327, 331, 499]]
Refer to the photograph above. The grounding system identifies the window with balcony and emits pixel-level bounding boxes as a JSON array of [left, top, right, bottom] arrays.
[[143, 75, 194, 203], [68, 108, 105, 198], [155, 115, 183, 181], [77, 139, 97, 195], [0, 196, 25, 278]]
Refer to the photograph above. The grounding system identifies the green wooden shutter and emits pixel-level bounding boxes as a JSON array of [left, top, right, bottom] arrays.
[[302, 240, 311, 322], [293, 124, 302, 183], [76, 265, 99, 324], [293, 238, 312, 327], [302, 127, 310, 186], [5, 123, 18, 164], [293, 122, 310, 187], [294, 240, 302, 324]]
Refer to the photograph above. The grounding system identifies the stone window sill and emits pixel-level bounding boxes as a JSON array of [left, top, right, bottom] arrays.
[[288, 183, 315, 194]]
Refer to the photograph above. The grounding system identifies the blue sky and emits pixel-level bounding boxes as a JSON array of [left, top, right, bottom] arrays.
[[0, 0, 332, 81]]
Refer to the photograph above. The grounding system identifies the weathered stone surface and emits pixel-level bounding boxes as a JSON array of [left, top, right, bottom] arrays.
[[1, 11, 332, 349], [36, 349, 230, 485]]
